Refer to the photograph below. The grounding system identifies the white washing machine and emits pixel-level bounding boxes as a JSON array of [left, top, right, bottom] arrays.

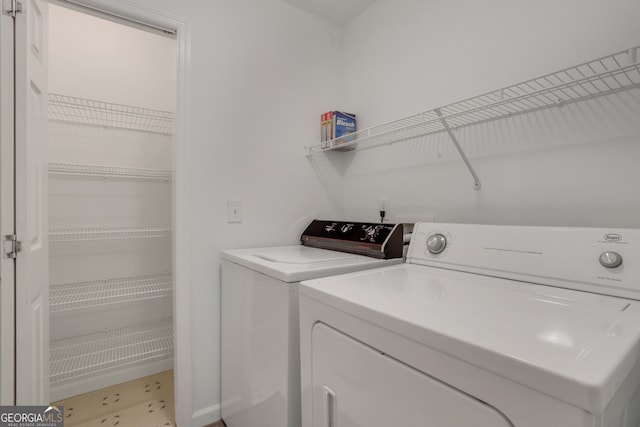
[[300, 223, 640, 427], [221, 220, 404, 427]]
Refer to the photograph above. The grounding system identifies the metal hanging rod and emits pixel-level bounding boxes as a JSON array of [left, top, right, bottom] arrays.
[[54, 0, 176, 36]]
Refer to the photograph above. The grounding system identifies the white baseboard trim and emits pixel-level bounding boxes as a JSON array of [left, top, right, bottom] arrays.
[[192, 403, 221, 427]]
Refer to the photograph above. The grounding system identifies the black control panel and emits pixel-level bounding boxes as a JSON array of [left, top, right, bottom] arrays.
[[301, 220, 403, 259]]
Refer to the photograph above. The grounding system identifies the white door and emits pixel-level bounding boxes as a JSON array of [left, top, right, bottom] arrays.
[[14, 0, 50, 405]]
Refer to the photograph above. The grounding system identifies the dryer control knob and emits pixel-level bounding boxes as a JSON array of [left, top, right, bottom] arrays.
[[599, 252, 623, 269], [426, 234, 447, 254]]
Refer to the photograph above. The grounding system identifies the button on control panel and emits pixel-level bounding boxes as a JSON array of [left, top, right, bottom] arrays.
[[426, 233, 447, 255], [599, 251, 623, 269]]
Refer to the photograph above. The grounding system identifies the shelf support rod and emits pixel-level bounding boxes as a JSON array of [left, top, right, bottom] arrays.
[[435, 108, 481, 190]]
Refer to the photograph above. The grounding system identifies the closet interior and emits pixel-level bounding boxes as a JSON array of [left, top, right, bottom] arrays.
[[46, 4, 176, 401]]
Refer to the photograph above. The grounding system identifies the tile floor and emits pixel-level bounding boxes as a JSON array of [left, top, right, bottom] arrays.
[[53, 370, 175, 427]]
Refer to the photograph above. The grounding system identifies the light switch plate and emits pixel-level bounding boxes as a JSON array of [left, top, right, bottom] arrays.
[[227, 200, 242, 223]]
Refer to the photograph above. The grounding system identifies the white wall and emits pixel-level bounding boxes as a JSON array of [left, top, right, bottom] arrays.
[[180, 3, 343, 422], [329, 0, 640, 228]]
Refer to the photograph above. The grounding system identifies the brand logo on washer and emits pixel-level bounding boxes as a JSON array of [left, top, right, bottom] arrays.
[[604, 233, 622, 242]]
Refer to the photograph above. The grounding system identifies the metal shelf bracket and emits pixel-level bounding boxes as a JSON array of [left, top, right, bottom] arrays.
[[435, 108, 481, 190]]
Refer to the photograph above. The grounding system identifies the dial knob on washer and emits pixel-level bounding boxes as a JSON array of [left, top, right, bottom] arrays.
[[426, 234, 447, 254], [599, 252, 623, 269]]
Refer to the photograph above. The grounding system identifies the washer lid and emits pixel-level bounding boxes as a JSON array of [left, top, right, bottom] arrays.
[[300, 263, 640, 413], [221, 245, 401, 282], [252, 246, 358, 264]]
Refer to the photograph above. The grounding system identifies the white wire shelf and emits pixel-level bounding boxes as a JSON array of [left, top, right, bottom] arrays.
[[48, 93, 174, 135], [307, 46, 640, 155], [49, 226, 172, 242], [50, 273, 173, 313], [50, 318, 173, 385], [48, 162, 172, 181]]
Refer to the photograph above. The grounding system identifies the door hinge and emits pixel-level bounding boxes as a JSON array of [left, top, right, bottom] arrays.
[[3, 234, 22, 259], [2, 0, 23, 17]]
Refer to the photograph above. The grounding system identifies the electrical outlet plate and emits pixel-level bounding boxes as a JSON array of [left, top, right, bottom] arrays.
[[227, 200, 242, 223]]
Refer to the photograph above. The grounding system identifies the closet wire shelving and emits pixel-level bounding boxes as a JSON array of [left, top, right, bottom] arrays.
[[47, 92, 176, 399], [49, 162, 172, 181], [49, 226, 172, 242], [48, 93, 175, 135], [307, 46, 640, 189], [50, 273, 173, 313], [50, 318, 174, 385]]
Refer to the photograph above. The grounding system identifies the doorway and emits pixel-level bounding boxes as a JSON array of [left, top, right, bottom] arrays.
[[0, 1, 190, 424], [47, 2, 176, 402]]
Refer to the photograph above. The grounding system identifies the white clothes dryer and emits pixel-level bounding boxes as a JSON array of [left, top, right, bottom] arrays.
[[300, 223, 640, 427], [221, 220, 404, 427]]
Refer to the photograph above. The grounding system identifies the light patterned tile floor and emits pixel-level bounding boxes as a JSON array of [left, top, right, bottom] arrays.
[[53, 370, 175, 427]]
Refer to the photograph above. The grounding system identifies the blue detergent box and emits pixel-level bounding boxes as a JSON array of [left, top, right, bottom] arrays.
[[333, 111, 357, 148], [321, 111, 356, 150]]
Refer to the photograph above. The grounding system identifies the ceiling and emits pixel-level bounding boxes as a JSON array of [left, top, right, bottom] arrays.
[[282, 0, 377, 26]]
